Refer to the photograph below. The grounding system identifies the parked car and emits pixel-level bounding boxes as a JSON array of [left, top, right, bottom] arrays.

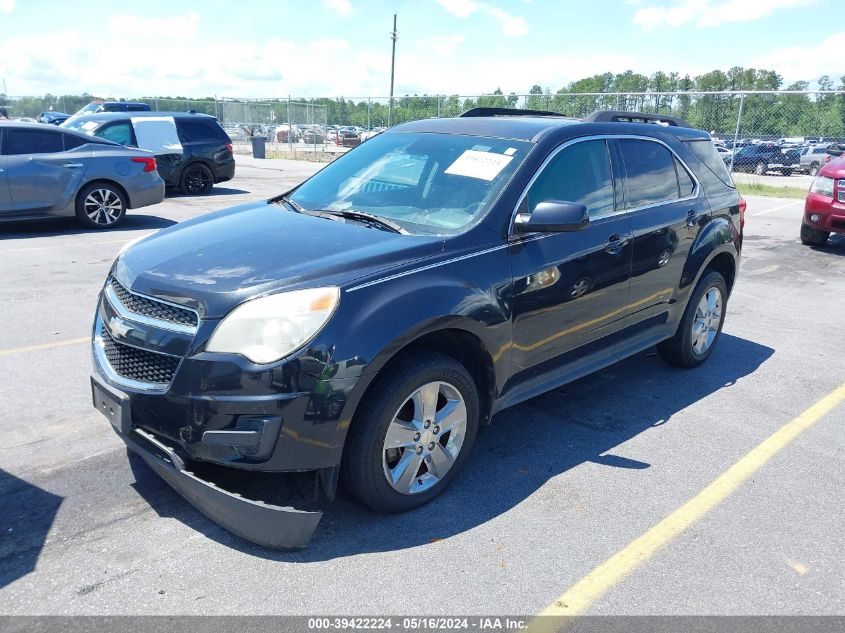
[[38, 111, 71, 125], [72, 101, 151, 116], [336, 128, 362, 147], [91, 108, 743, 548], [301, 128, 325, 144], [797, 144, 831, 176], [0, 121, 164, 228], [731, 143, 800, 175], [801, 156, 845, 246], [63, 111, 234, 195]]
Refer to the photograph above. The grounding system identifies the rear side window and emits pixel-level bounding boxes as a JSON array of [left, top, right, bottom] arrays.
[[63, 134, 86, 150], [2, 129, 64, 155], [675, 157, 696, 197], [178, 120, 226, 142], [527, 139, 615, 218], [618, 139, 679, 208], [684, 139, 735, 188], [95, 122, 136, 147]]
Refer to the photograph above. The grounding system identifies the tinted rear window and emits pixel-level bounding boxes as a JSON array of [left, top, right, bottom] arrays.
[[178, 120, 227, 142], [684, 139, 735, 188], [63, 134, 86, 150], [619, 139, 679, 208], [3, 129, 64, 155]]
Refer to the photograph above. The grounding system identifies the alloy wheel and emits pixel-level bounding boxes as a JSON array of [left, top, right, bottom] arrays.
[[691, 287, 722, 355], [84, 189, 123, 226], [382, 381, 467, 495]]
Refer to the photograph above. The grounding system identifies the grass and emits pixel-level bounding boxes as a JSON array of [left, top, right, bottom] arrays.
[[736, 182, 807, 200]]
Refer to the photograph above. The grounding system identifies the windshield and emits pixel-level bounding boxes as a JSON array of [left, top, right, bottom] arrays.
[[288, 132, 532, 235]]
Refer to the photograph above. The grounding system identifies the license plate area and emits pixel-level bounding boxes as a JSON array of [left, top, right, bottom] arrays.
[[91, 376, 132, 435]]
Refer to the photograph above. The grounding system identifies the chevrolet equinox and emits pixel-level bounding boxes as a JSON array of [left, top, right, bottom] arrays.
[[91, 108, 744, 548]]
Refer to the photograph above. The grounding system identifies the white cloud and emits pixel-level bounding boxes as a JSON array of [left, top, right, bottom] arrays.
[[633, 0, 812, 30], [750, 32, 845, 84], [107, 13, 201, 39], [0, 0, 14, 13], [424, 34, 467, 56], [323, 0, 353, 16], [435, 0, 527, 36]]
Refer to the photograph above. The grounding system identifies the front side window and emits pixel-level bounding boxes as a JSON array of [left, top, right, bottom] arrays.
[[619, 139, 680, 208], [95, 122, 136, 147], [525, 139, 615, 218], [289, 133, 532, 235], [2, 129, 64, 155]]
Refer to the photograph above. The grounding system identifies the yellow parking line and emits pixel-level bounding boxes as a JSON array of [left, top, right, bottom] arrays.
[[0, 336, 89, 357], [530, 382, 845, 631]]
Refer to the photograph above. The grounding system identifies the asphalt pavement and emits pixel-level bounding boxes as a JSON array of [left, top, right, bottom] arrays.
[[1, 157, 843, 617]]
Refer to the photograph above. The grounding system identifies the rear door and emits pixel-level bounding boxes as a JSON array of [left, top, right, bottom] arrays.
[[616, 137, 709, 335], [0, 128, 12, 212], [3, 127, 88, 212], [509, 138, 632, 379]]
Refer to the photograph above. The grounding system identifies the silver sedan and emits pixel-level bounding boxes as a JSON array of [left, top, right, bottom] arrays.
[[0, 121, 164, 229]]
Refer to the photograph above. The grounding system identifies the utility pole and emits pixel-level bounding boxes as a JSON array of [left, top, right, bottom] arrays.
[[388, 13, 397, 128]]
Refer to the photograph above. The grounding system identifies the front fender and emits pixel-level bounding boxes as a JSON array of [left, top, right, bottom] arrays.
[[323, 262, 512, 451]]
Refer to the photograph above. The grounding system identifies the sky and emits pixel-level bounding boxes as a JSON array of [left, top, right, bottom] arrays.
[[0, 0, 842, 99]]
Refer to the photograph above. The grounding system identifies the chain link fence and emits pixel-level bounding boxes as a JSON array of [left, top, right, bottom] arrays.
[[3, 90, 843, 168]]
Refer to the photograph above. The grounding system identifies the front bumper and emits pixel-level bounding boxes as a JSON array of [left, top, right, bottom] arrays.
[[805, 192, 845, 234], [92, 373, 322, 549]]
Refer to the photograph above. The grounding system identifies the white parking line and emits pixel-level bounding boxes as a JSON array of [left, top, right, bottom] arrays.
[[751, 200, 803, 217]]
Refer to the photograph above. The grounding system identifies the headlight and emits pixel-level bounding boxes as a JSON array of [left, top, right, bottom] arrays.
[[810, 175, 834, 197], [206, 287, 340, 364]]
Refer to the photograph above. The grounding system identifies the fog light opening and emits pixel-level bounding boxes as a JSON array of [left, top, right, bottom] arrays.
[[810, 214, 821, 223]]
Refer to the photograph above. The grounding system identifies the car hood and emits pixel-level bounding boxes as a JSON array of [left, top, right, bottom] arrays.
[[113, 200, 444, 318]]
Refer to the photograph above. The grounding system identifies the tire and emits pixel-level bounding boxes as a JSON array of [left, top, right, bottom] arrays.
[[75, 182, 127, 229], [342, 351, 480, 513], [800, 222, 830, 246], [754, 162, 767, 175], [658, 270, 728, 368], [809, 163, 820, 177], [179, 163, 214, 195]]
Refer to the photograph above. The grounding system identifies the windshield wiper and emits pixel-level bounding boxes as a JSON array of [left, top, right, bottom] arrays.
[[309, 209, 409, 235], [277, 195, 304, 214]]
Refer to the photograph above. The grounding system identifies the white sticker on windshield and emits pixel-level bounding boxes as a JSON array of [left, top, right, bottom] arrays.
[[504, 147, 517, 156], [445, 150, 513, 181]]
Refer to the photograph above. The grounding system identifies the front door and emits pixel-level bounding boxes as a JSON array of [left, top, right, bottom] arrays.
[[509, 138, 632, 383], [4, 128, 87, 212]]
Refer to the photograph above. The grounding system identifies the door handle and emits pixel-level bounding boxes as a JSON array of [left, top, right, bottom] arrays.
[[604, 233, 630, 255], [686, 209, 701, 227], [63, 163, 83, 168]]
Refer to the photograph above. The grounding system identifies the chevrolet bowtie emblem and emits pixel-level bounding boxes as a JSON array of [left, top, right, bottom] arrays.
[[108, 316, 133, 338]]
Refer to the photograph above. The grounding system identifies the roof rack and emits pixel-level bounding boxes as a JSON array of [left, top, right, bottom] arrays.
[[459, 107, 567, 118], [584, 110, 690, 128]]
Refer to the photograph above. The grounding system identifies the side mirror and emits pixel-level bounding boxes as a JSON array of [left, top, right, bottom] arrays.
[[514, 200, 590, 233]]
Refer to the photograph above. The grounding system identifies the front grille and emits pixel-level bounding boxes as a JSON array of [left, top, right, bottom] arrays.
[[100, 325, 180, 385], [109, 277, 198, 328]]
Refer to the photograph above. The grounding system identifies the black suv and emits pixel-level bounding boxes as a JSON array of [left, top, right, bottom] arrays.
[[91, 108, 743, 548], [731, 143, 800, 175], [63, 112, 234, 195]]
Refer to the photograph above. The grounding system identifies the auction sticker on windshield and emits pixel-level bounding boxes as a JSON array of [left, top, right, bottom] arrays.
[[445, 149, 513, 181]]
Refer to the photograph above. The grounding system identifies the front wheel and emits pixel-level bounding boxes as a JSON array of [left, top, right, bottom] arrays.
[[658, 271, 728, 368], [754, 162, 767, 175], [342, 351, 480, 513], [809, 163, 820, 177], [75, 182, 127, 229], [800, 222, 829, 246]]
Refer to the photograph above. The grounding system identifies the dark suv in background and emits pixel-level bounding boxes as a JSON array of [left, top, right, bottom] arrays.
[[63, 112, 234, 195], [91, 108, 743, 549]]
